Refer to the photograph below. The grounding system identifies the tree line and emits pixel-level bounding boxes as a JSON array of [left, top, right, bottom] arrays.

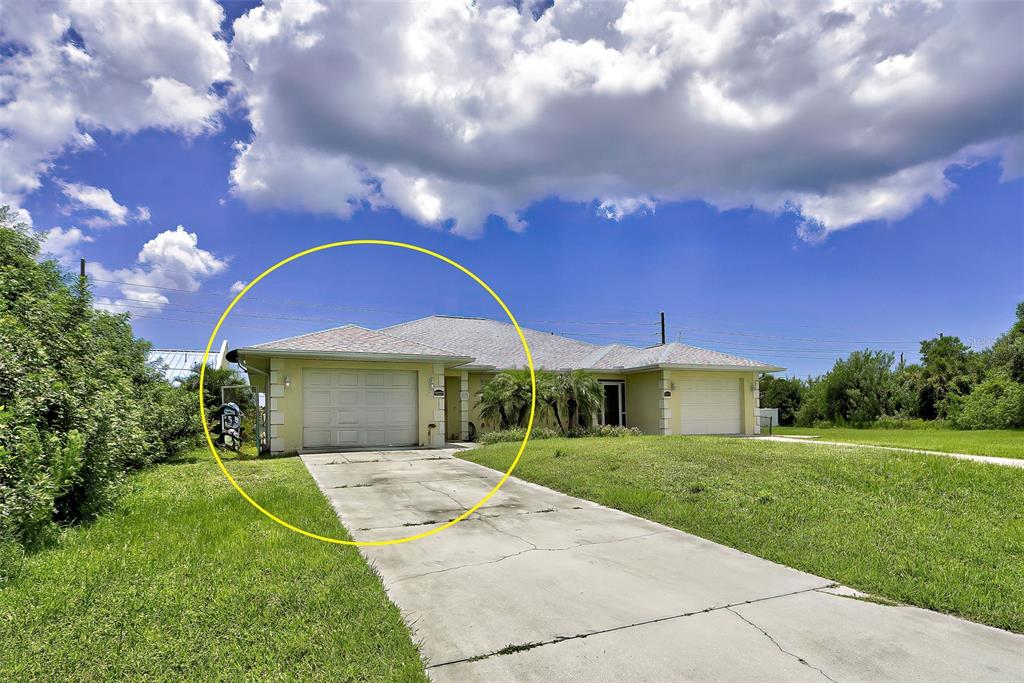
[[760, 304, 1024, 429]]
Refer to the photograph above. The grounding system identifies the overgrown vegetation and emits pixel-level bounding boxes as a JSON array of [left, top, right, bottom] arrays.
[[0, 208, 217, 567], [464, 436, 1024, 633], [760, 301, 1024, 430], [0, 450, 426, 680]]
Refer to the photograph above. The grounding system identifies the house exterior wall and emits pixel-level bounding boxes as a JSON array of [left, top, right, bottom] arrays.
[[269, 357, 441, 453], [444, 375, 461, 440], [254, 359, 761, 452], [622, 370, 662, 433]]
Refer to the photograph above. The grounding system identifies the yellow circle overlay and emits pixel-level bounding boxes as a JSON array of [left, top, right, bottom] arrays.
[[199, 240, 536, 547]]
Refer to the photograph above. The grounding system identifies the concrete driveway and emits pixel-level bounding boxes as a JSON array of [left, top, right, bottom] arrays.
[[301, 447, 1024, 682]]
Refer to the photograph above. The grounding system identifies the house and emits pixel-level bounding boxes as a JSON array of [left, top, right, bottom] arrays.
[[229, 316, 784, 454], [149, 340, 230, 385]]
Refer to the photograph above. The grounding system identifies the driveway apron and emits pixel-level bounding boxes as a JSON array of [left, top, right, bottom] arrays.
[[301, 448, 1024, 682]]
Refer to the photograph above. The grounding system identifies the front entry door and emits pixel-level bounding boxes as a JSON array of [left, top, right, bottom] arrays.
[[600, 381, 626, 426]]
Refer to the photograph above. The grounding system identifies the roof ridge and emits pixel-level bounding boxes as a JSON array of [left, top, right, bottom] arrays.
[[579, 344, 617, 368], [369, 325, 463, 356], [380, 314, 441, 332]]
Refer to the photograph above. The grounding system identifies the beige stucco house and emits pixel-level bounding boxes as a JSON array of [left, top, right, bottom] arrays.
[[230, 316, 784, 454]]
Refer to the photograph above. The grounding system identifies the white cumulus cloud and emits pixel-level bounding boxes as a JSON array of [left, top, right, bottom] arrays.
[[87, 225, 228, 312], [227, 0, 1024, 240], [0, 0, 230, 219], [39, 226, 93, 265]]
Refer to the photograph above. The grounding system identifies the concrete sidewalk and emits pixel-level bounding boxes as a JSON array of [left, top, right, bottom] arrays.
[[301, 448, 1024, 682]]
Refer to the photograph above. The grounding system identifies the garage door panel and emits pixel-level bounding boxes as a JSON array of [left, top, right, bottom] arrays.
[[304, 429, 332, 448], [389, 374, 413, 388], [306, 390, 332, 408], [333, 372, 359, 386], [389, 407, 415, 422], [334, 428, 360, 443], [388, 427, 417, 444], [333, 409, 361, 427], [303, 368, 418, 449], [679, 377, 742, 435], [303, 409, 333, 427], [333, 389, 360, 406], [306, 370, 331, 386], [363, 429, 388, 446], [364, 390, 387, 406]]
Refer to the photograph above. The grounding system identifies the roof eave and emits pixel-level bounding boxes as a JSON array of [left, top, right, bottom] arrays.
[[235, 348, 475, 366], [614, 362, 787, 373]]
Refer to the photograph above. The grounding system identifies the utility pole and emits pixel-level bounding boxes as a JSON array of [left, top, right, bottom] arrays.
[[660, 311, 666, 345], [80, 257, 86, 278]]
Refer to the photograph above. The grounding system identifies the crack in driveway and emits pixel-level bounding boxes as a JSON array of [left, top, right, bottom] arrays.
[[726, 607, 839, 682], [426, 584, 835, 670], [393, 528, 673, 584]]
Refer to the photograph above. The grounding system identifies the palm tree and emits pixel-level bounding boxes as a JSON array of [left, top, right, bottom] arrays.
[[477, 370, 534, 429], [556, 370, 604, 431], [536, 370, 565, 433]]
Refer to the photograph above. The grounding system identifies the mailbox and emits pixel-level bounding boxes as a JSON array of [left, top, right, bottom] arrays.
[[221, 402, 242, 432]]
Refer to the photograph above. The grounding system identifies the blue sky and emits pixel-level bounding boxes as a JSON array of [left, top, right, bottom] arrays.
[[5, 1, 1023, 377]]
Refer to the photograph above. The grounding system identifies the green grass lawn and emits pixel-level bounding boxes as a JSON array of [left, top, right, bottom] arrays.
[[0, 450, 426, 681], [462, 436, 1024, 633], [773, 426, 1024, 459]]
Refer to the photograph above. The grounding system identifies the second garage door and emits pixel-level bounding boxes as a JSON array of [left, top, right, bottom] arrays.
[[679, 377, 742, 434], [303, 369, 418, 449]]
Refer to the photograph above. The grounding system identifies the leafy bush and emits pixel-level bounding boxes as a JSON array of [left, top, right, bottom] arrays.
[[478, 424, 643, 444], [478, 427, 558, 444], [0, 208, 203, 552], [871, 416, 947, 430], [950, 374, 1024, 430], [758, 375, 803, 425], [796, 350, 906, 427], [568, 425, 644, 438]]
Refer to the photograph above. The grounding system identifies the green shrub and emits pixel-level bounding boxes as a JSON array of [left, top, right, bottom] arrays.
[[871, 416, 947, 430], [478, 424, 645, 444], [758, 375, 803, 425], [478, 427, 558, 444], [950, 374, 1024, 430], [0, 207, 204, 552], [569, 425, 644, 438]]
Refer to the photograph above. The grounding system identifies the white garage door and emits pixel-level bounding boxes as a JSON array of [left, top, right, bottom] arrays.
[[679, 377, 742, 434], [303, 369, 417, 449]]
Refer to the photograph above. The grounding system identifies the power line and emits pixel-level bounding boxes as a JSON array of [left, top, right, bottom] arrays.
[[679, 325, 921, 345]]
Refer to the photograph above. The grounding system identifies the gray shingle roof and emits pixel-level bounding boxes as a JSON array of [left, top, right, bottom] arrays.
[[245, 324, 465, 358], [238, 317, 781, 371], [382, 316, 781, 371], [587, 342, 773, 370], [382, 316, 596, 370]]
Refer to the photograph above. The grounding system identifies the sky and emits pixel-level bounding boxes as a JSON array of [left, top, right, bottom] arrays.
[[2, 0, 1022, 378]]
